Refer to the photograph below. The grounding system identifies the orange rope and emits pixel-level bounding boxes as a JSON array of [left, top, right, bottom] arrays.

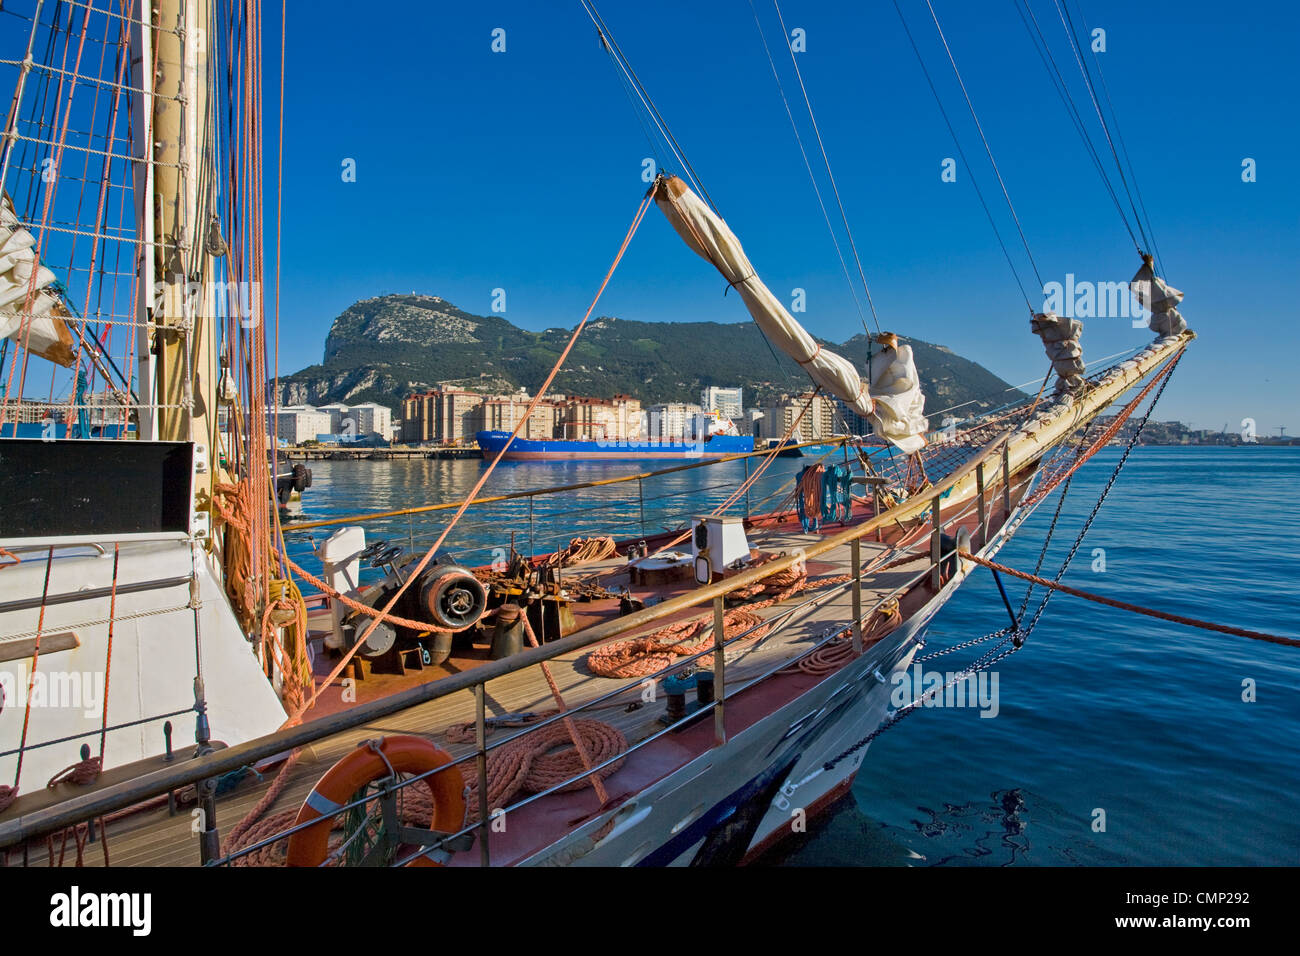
[[518, 616, 609, 804], [1, 11, 91, 421], [279, 553, 456, 632], [779, 598, 902, 677], [964, 554, 1299, 648], [46, 543, 123, 792], [584, 563, 853, 679], [539, 536, 619, 569], [1023, 350, 1183, 508], [281, 192, 654, 726]]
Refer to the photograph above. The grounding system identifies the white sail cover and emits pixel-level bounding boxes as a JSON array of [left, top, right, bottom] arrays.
[[1129, 256, 1187, 338], [1031, 311, 1085, 397], [652, 175, 927, 453], [0, 191, 76, 367], [867, 336, 929, 451]]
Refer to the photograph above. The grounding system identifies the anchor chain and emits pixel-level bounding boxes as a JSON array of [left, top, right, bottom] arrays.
[[795, 351, 1184, 788]]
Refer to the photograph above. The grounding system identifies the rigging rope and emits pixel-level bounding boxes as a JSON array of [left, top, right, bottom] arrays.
[[891, 0, 1034, 311], [1013, 0, 1140, 255], [965, 554, 1299, 648], [795, 347, 1188, 785], [747, 0, 873, 336], [921, 0, 1044, 292], [579, 0, 716, 211], [282, 191, 655, 726], [1015, 350, 1181, 637], [1051, 0, 1153, 260], [767, 0, 882, 333], [1071, 0, 1164, 272]]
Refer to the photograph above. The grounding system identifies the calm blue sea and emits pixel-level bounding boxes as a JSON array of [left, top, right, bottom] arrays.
[[284, 447, 1300, 866]]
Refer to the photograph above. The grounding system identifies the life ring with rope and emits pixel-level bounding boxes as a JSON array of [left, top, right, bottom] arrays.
[[285, 735, 465, 867]]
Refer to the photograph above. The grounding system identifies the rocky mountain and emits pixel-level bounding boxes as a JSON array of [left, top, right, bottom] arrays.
[[279, 294, 1023, 420]]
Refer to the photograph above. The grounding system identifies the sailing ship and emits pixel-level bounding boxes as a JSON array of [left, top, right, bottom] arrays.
[[0, 0, 1196, 868]]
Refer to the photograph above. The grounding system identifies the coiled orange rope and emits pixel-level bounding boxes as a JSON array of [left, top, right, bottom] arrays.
[[779, 598, 902, 677], [584, 564, 852, 679], [540, 536, 619, 568]]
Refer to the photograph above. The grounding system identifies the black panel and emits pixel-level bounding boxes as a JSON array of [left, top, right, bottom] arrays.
[[0, 439, 192, 537]]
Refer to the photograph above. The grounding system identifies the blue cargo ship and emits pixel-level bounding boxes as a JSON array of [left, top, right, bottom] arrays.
[[475, 430, 754, 461]]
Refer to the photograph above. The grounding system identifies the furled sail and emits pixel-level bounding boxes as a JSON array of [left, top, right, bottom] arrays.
[[651, 174, 927, 453], [0, 191, 76, 367], [866, 333, 929, 451], [1031, 311, 1085, 399], [1129, 254, 1187, 338]]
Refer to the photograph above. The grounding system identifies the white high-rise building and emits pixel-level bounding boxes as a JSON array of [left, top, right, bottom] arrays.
[[344, 402, 392, 440], [318, 403, 350, 433], [645, 402, 704, 441], [700, 386, 743, 421], [309, 401, 394, 440], [268, 406, 333, 444]]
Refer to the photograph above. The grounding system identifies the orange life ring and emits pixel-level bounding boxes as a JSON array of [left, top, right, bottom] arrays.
[[286, 735, 466, 867]]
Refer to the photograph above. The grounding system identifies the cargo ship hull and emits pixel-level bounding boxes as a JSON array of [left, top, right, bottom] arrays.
[[476, 430, 754, 461]]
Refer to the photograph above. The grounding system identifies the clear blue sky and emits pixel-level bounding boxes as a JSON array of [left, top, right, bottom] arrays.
[[265, 0, 1298, 433]]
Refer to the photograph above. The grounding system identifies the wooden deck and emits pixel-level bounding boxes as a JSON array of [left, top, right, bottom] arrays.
[[12, 521, 935, 868]]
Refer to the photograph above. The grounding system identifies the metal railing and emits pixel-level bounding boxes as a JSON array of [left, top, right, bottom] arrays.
[[0, 425, 1029, 860], [220, 445, 1046, 867]]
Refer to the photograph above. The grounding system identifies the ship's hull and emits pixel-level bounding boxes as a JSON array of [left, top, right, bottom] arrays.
[[476, 431, 754, 461]]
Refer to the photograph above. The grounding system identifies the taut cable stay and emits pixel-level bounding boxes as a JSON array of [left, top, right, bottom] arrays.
[[768, 0, 882, 334]]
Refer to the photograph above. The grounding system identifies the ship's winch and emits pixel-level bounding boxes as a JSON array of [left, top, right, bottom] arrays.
[[320, 530, 617, 676], [338, 540, 487, 671]]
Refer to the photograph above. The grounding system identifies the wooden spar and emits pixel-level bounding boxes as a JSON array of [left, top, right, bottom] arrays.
[[284, 436, 851, 531], [0, 340, 1190, 846], [140, 0, 219, 513], [129, 12, 157, 441], [288, 332, 1192, 540]]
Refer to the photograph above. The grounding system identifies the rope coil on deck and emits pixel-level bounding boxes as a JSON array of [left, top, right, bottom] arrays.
[[457, 718, 626, 823], [584, 564, 852, 679], [539, 536, 619, 568], [779, 598, 902, 677]]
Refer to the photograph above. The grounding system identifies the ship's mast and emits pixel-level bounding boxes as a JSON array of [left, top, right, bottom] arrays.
[[132, 0, 217, 517]]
